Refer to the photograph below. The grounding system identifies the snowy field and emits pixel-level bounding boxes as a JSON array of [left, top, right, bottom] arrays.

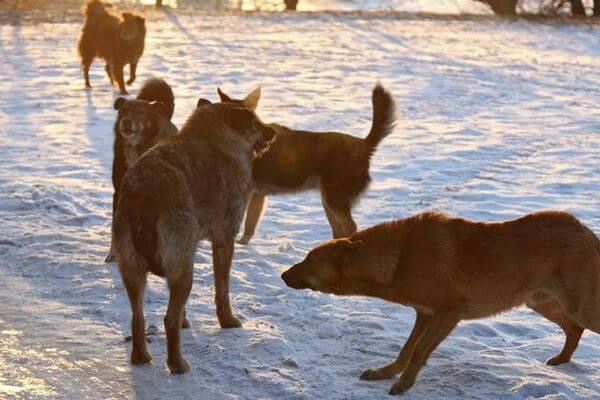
[[1, 5, 599, 400]]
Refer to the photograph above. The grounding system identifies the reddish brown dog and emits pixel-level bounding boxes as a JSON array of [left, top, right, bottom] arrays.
[[78, 0, 146, 94], [282, 211, 600, 394]]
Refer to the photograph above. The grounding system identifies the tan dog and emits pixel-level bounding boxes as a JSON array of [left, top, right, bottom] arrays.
[[78, 0, 146, 94], [216, 84, 397, 244], [282, 211, 600, 394]]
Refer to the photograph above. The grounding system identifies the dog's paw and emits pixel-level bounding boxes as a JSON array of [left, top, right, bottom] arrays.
[[167, 357, 190, 374], [360, 368, 391, 381], [181, 317, 191, 329], [104, 251, 116, 263], [130, 349, 152, 365], [126, 79, 135, 86], [219, 316, 242, 329], [389, 376, 415, 395], [546, 355, 569, 366], [237, 236, 252, 245]]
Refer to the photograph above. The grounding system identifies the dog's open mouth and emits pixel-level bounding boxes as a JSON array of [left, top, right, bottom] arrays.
[[120, 128, 139, 139]]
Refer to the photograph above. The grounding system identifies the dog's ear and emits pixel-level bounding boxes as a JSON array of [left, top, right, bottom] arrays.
[[337, 239, 363, 251], [333, 239, 363, 264], [114, 97, 127, 110], [135, 15, 145, 26], [222, 106, 254, 132], [243, 87, 261, 111], [217, 87, 233, 102], [150, 101, 169, 118], [197, 98, 212, 108], [122, 12, 133, 20]]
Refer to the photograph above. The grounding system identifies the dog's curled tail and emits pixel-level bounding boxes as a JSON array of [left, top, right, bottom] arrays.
[[137, 78, 175, 121], [365, 83, 397, 151], [83, 0, 106, 19]]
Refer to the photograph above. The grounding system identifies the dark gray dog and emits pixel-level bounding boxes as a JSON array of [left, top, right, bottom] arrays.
[[113, 99, 275, 373]]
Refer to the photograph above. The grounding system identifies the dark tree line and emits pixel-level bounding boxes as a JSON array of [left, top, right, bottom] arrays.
[[481, 0, 599, 16], [153, 0, 598, 15]]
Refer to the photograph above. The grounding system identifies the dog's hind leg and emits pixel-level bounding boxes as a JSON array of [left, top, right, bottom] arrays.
[[81, 55, 93, 88], [322, 194, 357, 238], [164, 262, 193, 374], [105, 63, 114, 85], [182, 308, 190, 329], [126, 62, 137, 86], [212, 239, 242, 328], [238, 191, 266, 245], [120, 262, 151, 365], [390, 309, 459, 394], [361, 310, 431, 380], [527, 297, 584, 365], [321, 197, 343, 239]]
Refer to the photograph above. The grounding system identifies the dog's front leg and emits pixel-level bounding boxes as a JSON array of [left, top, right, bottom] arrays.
[[238, 191, 266, 245], [360, 310, 431, 380], [126, 63, 137, 86], [112, 63, 128, 95], [212, 239, 242, 328], [389, 309, 459, 394]]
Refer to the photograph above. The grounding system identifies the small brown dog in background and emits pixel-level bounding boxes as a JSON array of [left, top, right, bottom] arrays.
[[282, 211, 600, 394], [78, 0, 146, 94], [216, 84, 397, 244]]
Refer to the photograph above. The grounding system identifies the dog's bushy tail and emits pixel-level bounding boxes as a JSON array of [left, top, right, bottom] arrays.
[[83, 0, 106, 19], [365, 83, 397, 151], [137, 78, 175, 121]]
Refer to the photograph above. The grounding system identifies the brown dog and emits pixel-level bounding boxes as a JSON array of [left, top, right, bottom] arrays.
[[105, 78, 177, 263], [216, 84, 397, 244], [113, 98, 275, 373], [282, 211, 600, 394], [78, 0, 146, 94]]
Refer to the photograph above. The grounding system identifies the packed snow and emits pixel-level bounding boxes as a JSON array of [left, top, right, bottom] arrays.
[[0, 4, 599, 400]]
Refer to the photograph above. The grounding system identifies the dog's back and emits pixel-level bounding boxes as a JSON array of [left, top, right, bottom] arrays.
[[78, 0, 119, 59]]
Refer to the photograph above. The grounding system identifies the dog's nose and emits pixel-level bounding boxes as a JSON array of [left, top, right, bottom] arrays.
[[264, 127, 275, 142], [121, 117, 132, 130]]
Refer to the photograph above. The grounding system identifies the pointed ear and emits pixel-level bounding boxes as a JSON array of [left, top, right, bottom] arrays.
[[122, 12, 133, 20], [217, 87, 233, 102], [150, 101, 169, 118], [114, 97, 127, 110], [337, 238, 363, 251], [243, 87, 261, 111], [135, 15, 145, 25], [222, 107, 254, 132], [197, 98, 212, 108]]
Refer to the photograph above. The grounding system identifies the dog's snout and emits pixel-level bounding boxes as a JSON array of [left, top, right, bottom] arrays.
[[264, 127, 275, 142], [121, 117, 132, 130], [281, 265, 309, 289]]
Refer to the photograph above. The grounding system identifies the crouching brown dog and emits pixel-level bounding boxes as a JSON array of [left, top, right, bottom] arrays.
[[113, 99, 275, 373], [78, 0, 146, 94], [105, 78, 177, 263], [282, 211, 600, 394], [217, 84, 397, 244]]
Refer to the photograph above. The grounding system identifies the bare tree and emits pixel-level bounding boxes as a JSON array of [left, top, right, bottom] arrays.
[[284, 0, 298, 10]]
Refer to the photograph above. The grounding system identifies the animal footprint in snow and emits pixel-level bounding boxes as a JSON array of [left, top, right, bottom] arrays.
[[124, 324, 158, 343]]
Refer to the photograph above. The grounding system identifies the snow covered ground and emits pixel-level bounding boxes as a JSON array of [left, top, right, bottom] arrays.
[[0, 6, 599, 400]]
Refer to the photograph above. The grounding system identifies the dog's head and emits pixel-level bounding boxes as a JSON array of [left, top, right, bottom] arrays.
[[195, 99, 275, 157], [216, 87, 261, 111], [119, 12, 145, 42], [281, 239, 364, 294], [114, 97, 170, 146]]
